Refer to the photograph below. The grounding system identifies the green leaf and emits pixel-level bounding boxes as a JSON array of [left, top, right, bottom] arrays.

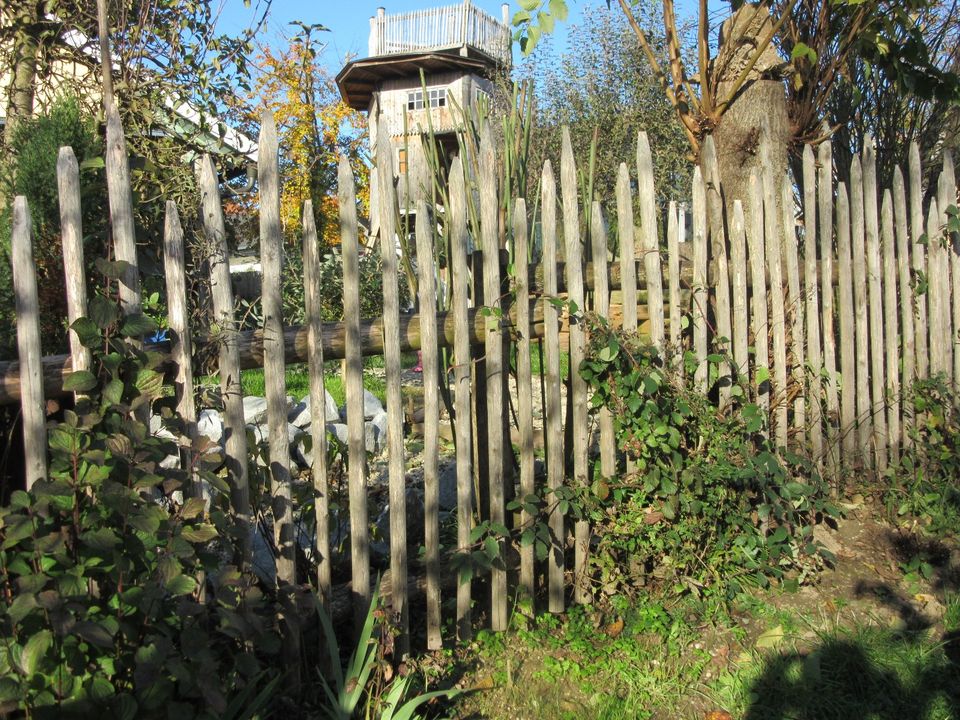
[[81, 527, 120, 552], [88, 295, 119, 329], [181, 497, 206, 520], [165, 574, 197, 596], [517, 0, 539, 11], [537, 10, 554, 34], [755, 624, 784, 649], [103, 378, 124, 406], [549, 0, 568, 21], [20, 630, 52, 676], [63, 370, 98, 392], [73, 621, 114, 648], [180, 524, 218, 543], [120, 313, 158, 339], [7, 593, 39, 623], [71, 317, 102, 348], [790, 42, 818, 63], [90, 676, 116, 701]]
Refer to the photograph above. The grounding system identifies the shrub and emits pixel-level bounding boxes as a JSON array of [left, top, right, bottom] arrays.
[[577, 315, 840, 598], [0, 295, 283, 718]]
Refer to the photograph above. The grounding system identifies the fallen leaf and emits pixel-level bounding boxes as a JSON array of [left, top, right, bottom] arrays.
[[914, 593, 935, 606], [705, 711, 733, 720], [604, 617, 625, 638], [755, 624, 784, 649], [471, 675, 496, 690]]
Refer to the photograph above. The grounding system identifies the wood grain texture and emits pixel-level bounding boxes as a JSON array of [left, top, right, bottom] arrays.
[[638, 132, 665, 349], [541, 161, 565, 614], [881, 191, 900, 460], [803, 146, 823, 467], [692, 167, 708, 393], [11, 197, 47, 488], [200, 154, 251, 565], [909, 144, 928, 379], [862, 139, 887, 471], [893, 167, 915, 447], [747, 174, 769, 417], [591, 201, 616, 492], [782, 175, 806, 447], [850, 156, 872, 468], [700, 136, 731, 406], [57, 147, 91, 381], [339, 156, 370, 629], [617, 163, 638, 334], [817, 138, 839, 475], [105, 105, 141, 318], [730, 201, 749, 378], [667, 201, 683, 375], [836, 183, 857, 464]]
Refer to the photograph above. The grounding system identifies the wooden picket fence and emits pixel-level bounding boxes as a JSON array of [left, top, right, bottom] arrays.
[[5, 107, 959, 657]]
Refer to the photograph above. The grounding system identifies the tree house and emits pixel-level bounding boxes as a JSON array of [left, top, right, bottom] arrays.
[[337, 1, 511, 206]]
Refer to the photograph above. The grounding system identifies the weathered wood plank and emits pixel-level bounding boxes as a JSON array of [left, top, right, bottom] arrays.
[[667, 201, 683, 376], [57, 147, 91, 382], [162, 202, 200, 495], [692, 167, 708, 393], [701, 136, 732, 405], [591, 200, 616, 496], [817, 137, 839, 476], [747, 173, 769, 417], [11, 197, 46, 488], [863, 139, 887, 471], [940, 152, 958, 386], [638, 132, 665, 349], [803, 146, 823, 467], [541, 161, 565, 614], [561, 127, 590, 605], [339, 156, 370, 629], [104, 105, 141, 319], [909, 143, 929, 379], [836, 182, 857, 466], [479, 124, 507, 632], [782, 175, 806, 448], [881, 191, 900, 461], [302, 200, 331, 607], [449, 157, 474, 640], [928, 198, 946, 379], [850, 156, 872, 468], [617, 163, 637, 335], [893, 167, 915, 447], [200, 154, 251, 565], [730, 200, 749, 377], [514, 199, 536, 605]]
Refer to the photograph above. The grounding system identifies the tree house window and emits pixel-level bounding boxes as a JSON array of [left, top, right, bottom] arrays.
[[407, 88, 447, 110]]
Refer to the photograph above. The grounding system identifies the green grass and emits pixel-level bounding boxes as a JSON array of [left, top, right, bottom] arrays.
[[236, 364, 387, 408]]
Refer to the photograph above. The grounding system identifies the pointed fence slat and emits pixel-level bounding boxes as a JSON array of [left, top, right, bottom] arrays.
[[730, 201, 749, 376], [803, 146, 823, 466], [761, 136, 788, 448], [162, 203, 199, 495], [479, 124, 507, 632], [377, 122, 410, 652], [57, 148, 91, 381], [339, 157, 371, 629], [701, 136, 732, 405], [747, 174, 769, 417], [105, 105, 141, 319], [893, 168, 915, 446], [851, 157, 872, 468], [667, 201, 683, 374], [200, 154, 251, 564], [863, 139, 888, 471], [692, 167, 708, 393], [939, 152, 958, 386], [909, 144, 929, 379], [638, 132, 665, 350], [928, 199, 946, 378], [541, 161, 565, 614], [449, 157, 475, 639], [836, 183, 857, 465], [514, 200, 536, 604], [782, 175, 806, 448], [11, 197, 46, 489], [817, 139, 839, 475], [303, 201, 331, 606], [881, 191, 900, 460], [592, 202, 616, 494], [617, 164, 638, 335], [561, 128, 590, 605]]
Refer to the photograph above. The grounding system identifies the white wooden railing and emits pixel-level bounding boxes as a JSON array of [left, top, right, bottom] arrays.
[[368, 1, 511, 64]]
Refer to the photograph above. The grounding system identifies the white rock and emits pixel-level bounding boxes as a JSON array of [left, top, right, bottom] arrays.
[[197, 409, 224, 444], [288, 390, 340, 428], [369, 409, 388, 454], [242, 396, 269, 425]]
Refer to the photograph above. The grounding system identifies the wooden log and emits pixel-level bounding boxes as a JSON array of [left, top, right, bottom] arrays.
[[449, 157, 474, 640], [162, 203, 200, 496], [701, 136, 732, 406], [479, 125, 507, 633], [747, 173, 769, 418], [339, 157, 370, 630], [415, 200, 442, 649], [863, 138, 887, 471], [881, 191, 900, 462], [836, 184, 857, 465], [730, 200, 749, 377], [803, 146, 823, 467], [909, 143, 928, 379], [377, 119, 410, 653], [782, 174, 806, 448], [692, 167, 708, 393], [541, 161, 564, 614], [817, 137, 839, 476], [850, 156, 872, 468], [592, 201, 616, 491], [561, 127, 590, 605], [200, 154, 251, 565], [57, 147, 91, 382], [893, 167, 915, 447], [11, 197, 46, 489], [617, 163, 637, 334], [638, 132, 665, 349], [514, 199, 536, 605], [302, 200, 331, 607], [667, 201, 683, 376]]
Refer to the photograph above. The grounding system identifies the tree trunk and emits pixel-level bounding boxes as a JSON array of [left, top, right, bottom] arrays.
[[3, 4, 41, 148]]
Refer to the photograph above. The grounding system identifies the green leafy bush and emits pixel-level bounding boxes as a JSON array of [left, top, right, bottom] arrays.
[[577, 316, 840, 598], [887, 375, 960, 537], [0, 288, 283, 718]]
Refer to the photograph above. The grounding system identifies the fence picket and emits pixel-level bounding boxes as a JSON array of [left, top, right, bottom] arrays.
[[339, 156, 371, 630], [730, 201, 749, 377], [514, 200, 536, 604], [11, 197, 46, 489], [928, 198, 946, 379], [692, 167, 708, 393], [57, 148, 91, 382], [592, 201, 616, 493], [561, 127, 590, 604], [701, 136, 732, 406], [850, 156, 872, 468], [667, 201, 683, 375], [541, 161, 565, 614], [449, 157, 475, 639], [479, 124, 507, 632], [747, 174, 769, 418], [803, 146, 823, 467], [881, 191, 900, 460], [782, 175, 806, 448], [893, 168, 915, 447], [817, 138, 839, 476], [200, 155, 251, 565], [617, 164, 638, 335], [638, 132, 665, 350], [104, 105, 141, 319], [836, 183, 857, 466], [863, 139, 888, 471], [939, 153, 958, 386], [909, 144, 928, 379]]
